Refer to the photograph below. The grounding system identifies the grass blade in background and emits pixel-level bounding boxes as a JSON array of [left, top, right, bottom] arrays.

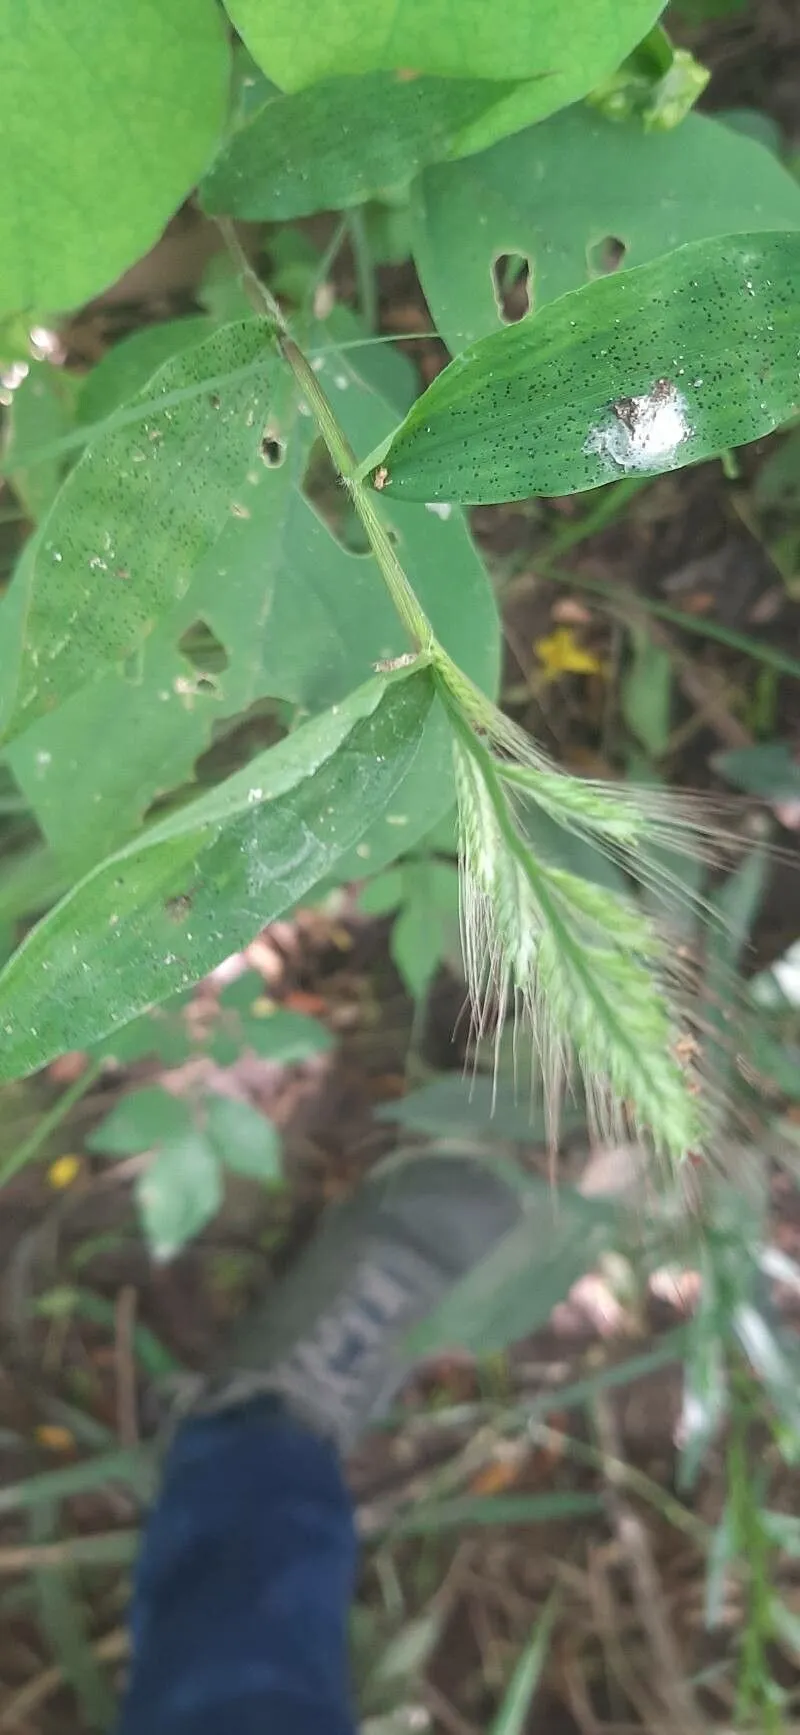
[[29, 1504, 115, 1729], [490, 1594, 560, 1735], [0, 1449, 155, 1516]]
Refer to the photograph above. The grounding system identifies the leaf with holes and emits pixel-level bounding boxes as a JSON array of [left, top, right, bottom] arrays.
[[375, 232, 800, 504], [0, 666, 436, 1079], [0, 0, 229, 317], [0, 321, 274, 742], [412, 107, 800, 350], [224, 0, 664, 100], [7, 309, 497, 887]]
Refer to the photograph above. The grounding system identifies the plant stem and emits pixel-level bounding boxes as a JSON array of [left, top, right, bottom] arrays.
[[0, 1060, 102, 1188], [728, 1367, 783, 1733], [218, 217, 434, 652]]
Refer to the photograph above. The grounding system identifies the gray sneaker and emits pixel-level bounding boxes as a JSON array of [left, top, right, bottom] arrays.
[[195, 1144, 526, 1454]]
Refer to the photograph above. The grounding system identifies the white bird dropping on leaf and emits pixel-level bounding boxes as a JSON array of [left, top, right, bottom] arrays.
[[584, 378, 692, 474]]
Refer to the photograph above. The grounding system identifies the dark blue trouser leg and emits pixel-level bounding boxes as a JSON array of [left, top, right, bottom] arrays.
[[118, 1403, 358, 1735]]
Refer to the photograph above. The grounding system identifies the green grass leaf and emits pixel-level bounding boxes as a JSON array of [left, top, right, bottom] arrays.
[[490, 1595, 559, 1735], [0, 667, 436, 1079], [206, 1093, 283, 1183], [376, 232, 800, 503], [224, 0, 663, 100], [384, 1491, 603, 1538], [30, 1503, 114, 1730], [0, 321, 274, 741], [0, 1449, 155, 1515], [0, 0, 229, 316], [412, 108, 800, 351]]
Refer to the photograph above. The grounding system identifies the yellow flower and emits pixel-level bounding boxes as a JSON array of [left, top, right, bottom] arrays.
[[48, 1153, 82, 1190], [35, 1425, 75, 1453], [534, 627, 607, 684]]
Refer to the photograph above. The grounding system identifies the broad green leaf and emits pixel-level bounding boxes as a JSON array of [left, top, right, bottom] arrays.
[[89, 1000, 193, 1068], [376, 232, 800, 504], [412, 108, 800, 351], [87, 1087, 193, 1157], [5, 362, 78, 522], [77, 319, 211, 428], [210, 984, 332, 1064], [7, 313, 497, 887], [357, 868, 405, 916], [0, 0, 229, 316], [206, 1094, 282, 1182], [224, 0, 665, 98], [0, 322, 274, 741], [408, 1181, 615, 1355], [714, 739, 800, 800], [237, 1008, 332, 1064], [389, 860, 461, 1001], [201, 74, 528, 219], [0, 667, 436, 1078], [136, 1133, 222, 1262]]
